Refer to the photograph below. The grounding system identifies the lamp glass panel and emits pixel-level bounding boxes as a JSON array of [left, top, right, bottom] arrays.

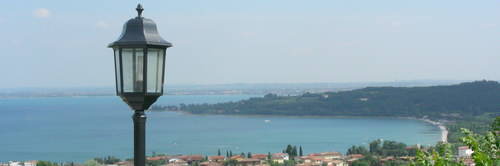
[[114, 49, 122, 93], [146, 48, 158, 92], [123, 48, 145, 93], [147, 48, 164, 93], [157, 49, 164, 92], [134, 49, 144, 92], [122, 48, 134, 92]]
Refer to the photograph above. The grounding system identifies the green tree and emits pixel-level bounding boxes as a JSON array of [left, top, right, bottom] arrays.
[[412, 117, 499, 166], [351, 160, 370, 166], [283, 160, 296, 166], [460, 117, 499, 166], [347, 145, 369, 155], [369, 139, 382, 155], [269, 161, 280, 166], [36, 161, 58, 166], [175, 81, 500, 124], [285, 144, 293, 155], [299, 146, 303, 156], [292, 146, 298, 157], [247, 152, 252, 158], [283, 144, 299, 158], [351, 155, 381, 166], [94, 156, 120, 164], [147, 159, 165, 166], [412, 146, 461, 166], [218, 149, 221, 156], [381, 140, 408, 156], [83, 160, 102, 166]]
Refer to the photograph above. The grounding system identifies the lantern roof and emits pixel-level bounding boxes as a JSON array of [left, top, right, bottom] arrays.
[[109, 4, 172, 48]]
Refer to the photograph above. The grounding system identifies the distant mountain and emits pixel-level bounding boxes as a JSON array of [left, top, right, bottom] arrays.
[[155, 80, 500, 119]]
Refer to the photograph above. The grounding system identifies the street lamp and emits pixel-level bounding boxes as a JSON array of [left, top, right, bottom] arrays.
[[108, 4, 172, 166]]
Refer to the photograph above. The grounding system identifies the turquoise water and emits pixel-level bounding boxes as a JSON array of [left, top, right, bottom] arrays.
[[0, 95, 441, 162]]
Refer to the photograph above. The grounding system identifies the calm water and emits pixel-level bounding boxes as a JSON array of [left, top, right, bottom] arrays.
[[0, 95, 441, 162]]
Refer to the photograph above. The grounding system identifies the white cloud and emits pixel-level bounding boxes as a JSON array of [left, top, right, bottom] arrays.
[[33, 8, 51, 18], [95, 21, 110, 29]]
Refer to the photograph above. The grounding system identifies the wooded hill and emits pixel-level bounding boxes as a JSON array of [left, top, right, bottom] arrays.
[[153, 80, 500, 120]]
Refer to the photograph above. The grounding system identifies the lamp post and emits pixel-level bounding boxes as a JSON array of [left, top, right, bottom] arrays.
[[108, 4, 172, 166]]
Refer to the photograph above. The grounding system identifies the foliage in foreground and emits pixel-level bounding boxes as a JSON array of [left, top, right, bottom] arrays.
[[412, 117, 499, 166]]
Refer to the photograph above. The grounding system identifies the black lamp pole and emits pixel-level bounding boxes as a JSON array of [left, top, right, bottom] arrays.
[[108, 4, 172, 166], [133, 111, 146, 166]]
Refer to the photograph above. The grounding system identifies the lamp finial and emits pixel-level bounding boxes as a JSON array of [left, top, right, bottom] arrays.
[[136, 4, 144, 17]]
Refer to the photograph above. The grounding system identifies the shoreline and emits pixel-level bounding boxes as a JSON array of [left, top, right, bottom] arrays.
[[419, 118, 448, 143]]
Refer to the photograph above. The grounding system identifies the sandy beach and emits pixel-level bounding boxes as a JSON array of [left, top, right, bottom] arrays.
[[421, 119, 448, 142]]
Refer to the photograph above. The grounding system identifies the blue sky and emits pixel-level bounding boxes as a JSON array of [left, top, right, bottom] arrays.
[[0, 0, 499, 88]]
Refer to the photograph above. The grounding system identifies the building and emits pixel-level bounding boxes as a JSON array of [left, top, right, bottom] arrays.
[[346, 154, 364, 164], [7, 162, 22, 166], [200, 161, 223, 166], [297, 152, 346, 166], [168, 158, 187, 163], [147, 156, 167, 161], [307, 152, 342, 160], [230, 155, 244, 161], [116, 161, 133, 166], [177, 155, 204, 164], [272, 153, 289, 163], [251, 154, 268, 160], [208, 156, 225, 162], [318, 152, 342, 160], [458, 146, 473, 158], [24, 161, 37, 166], [236, 159, 261, 166], [166, 161, 188, 166], [5, 161, 37, 166], [298, 156, 346, 166], [328, 159, 347, 166], [167, 158, 188, 166], [461, 158, 476, 166]]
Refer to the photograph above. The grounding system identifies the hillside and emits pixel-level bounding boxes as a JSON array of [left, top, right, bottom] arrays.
[[153, 81, 500, 120]]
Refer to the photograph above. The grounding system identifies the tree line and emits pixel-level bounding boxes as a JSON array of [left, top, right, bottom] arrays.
[[154, 80, 500, 120]]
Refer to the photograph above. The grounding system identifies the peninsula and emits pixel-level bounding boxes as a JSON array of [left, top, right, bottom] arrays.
[[152, 80, 500, 143]]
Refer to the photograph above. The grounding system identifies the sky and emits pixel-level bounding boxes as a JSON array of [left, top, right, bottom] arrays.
[[0, 0, 499, 88]]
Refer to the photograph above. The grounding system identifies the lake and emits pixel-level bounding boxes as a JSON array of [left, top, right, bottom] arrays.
[[0, 95, 441, 162]]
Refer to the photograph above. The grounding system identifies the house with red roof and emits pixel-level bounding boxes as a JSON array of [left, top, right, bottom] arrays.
[[272, 153, 289, 163], [251, 154, 268, 160], [208, 156, 225, 162]]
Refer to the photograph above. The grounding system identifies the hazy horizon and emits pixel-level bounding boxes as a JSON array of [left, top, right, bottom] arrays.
[[1, 0, 499, 88], [0, 79, 473, 90]]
